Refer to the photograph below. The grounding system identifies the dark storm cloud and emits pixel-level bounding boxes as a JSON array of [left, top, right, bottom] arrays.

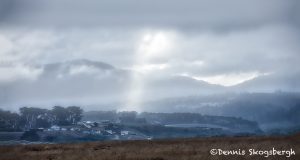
[[0, 0, 298, 30]]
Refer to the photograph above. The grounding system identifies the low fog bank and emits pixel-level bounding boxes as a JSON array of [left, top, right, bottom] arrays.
[[2, 92, 299, 132], [139, 92, 300, 131]]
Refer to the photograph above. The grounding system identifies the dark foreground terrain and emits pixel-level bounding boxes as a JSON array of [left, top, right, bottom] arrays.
[[0, 134, 299, 160]]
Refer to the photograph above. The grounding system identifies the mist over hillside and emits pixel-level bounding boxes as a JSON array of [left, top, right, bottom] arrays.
[[1, 59, 299, 112]]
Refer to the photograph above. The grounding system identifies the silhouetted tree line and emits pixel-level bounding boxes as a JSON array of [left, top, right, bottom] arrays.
[[0, 106, 83, 131]]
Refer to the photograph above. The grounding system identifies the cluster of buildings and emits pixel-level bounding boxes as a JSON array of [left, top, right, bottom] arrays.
[[43, 120, 151, 140]]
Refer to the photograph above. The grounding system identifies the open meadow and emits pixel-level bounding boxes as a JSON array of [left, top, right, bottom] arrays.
[[0, 134, 299, 160]]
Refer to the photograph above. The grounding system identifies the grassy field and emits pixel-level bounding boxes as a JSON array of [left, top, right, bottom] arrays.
[[0, 134, 299, 160]]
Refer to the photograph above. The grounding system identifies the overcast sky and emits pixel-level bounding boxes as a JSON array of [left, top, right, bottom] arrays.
[[0, 0, 300, 110]]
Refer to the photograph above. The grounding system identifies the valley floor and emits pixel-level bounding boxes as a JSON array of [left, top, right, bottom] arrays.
[[0, 134, 299, 160]]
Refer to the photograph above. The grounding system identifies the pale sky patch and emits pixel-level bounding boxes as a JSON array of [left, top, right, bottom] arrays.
[[182, 72, 272, 86]]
